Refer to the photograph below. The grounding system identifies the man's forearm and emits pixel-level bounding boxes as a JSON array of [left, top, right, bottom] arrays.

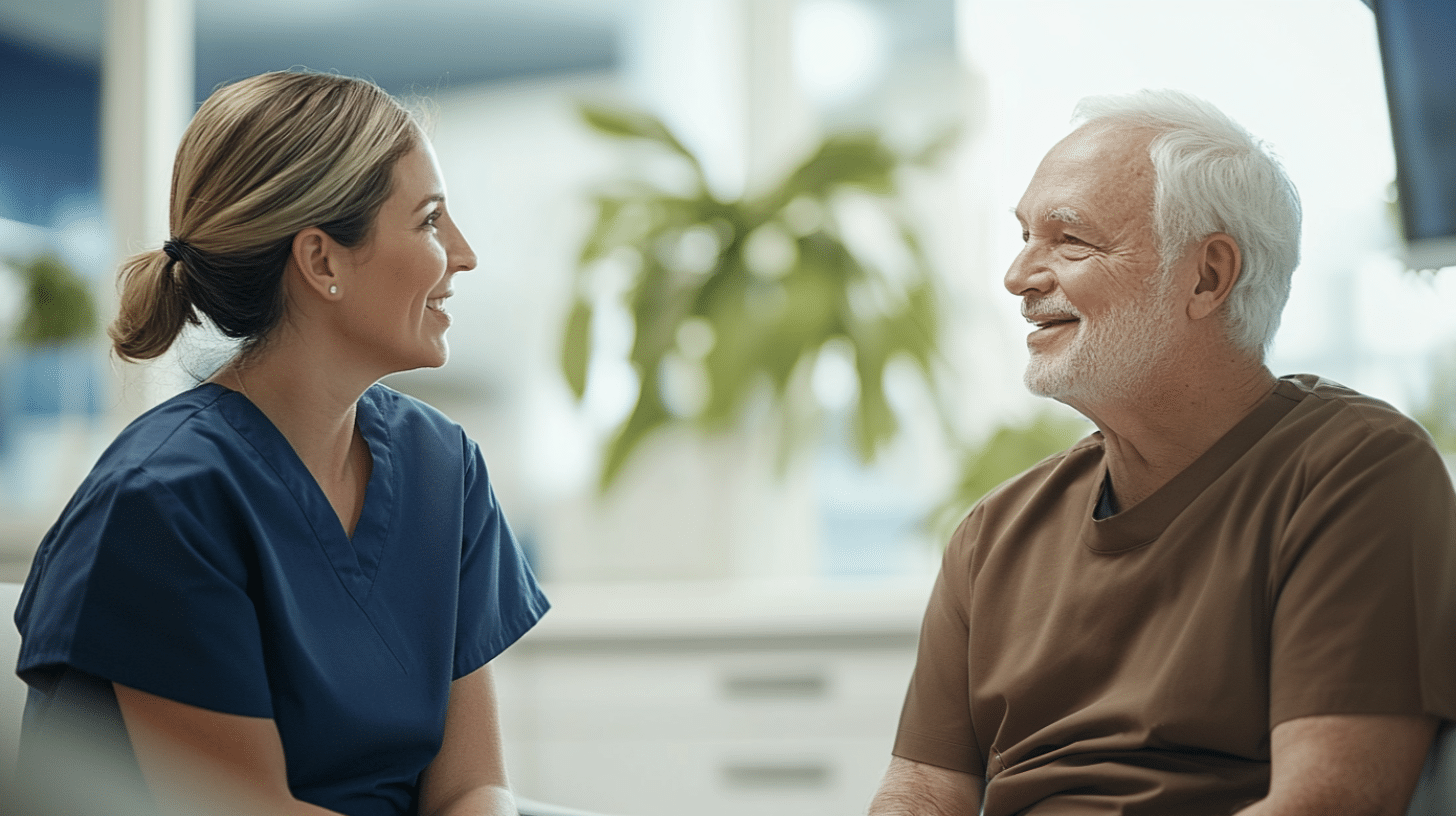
[[1230, 715, 1435, 816], [868, 756, 983, 816]]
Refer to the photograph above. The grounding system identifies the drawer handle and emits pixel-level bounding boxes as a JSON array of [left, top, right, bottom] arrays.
[[721, 673, 827, 700], [720, 761, 832, 790]]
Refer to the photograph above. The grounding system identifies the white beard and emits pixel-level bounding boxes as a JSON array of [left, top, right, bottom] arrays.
[[1023, 273, 1181, 405]]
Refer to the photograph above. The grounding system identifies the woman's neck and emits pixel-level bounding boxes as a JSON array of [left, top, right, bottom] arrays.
[[210, 334, 376, 531]]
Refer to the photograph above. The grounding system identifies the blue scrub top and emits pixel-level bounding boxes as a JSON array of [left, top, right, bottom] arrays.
[[13, 382, 549, 816]]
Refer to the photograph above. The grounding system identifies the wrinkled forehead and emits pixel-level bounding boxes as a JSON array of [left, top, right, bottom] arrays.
[[1018, 123, 1157, 227]]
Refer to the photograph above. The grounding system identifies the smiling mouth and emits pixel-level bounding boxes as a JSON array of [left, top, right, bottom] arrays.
[[1026, 316, 1079, 330], [426, 293, 452, 314]]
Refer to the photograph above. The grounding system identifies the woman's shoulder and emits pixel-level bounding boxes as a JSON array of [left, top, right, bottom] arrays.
[[362, 382, 471, 452], [96, 383, 241, 479], [363, 381, 453, 421], [35, 386, 256, 566]]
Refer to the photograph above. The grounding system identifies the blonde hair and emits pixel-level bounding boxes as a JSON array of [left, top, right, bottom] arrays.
[[109, 71, 422, 361]]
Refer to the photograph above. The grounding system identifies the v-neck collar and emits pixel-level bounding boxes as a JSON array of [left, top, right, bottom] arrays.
[[203, 382, 398, 605], [1079, 378, 1305, 554]]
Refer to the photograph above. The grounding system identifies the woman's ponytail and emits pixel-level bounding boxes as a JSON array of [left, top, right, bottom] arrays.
[[105, 71, 420, 364], [108, 249, 198, 361]]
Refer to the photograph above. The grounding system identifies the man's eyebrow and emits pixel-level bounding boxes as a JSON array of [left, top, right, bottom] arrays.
[[1046, 207, 1083, 225], [1008, 206, 1085, 226]]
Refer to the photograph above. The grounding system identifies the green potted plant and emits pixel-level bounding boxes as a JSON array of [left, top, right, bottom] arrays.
[[5, 253, 100, 421], [562, 103, 955, 490], [12, 253, 98, 347]]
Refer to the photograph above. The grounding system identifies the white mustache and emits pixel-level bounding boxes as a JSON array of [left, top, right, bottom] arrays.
[[1021, 294, 1083, 323]]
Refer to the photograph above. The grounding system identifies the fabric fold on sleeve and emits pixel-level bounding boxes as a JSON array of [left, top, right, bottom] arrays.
[[1270, 426, 1456, 727], [451, 440, 549, 680], [17, 467, 273, 718], [890, 513, 983, 777]]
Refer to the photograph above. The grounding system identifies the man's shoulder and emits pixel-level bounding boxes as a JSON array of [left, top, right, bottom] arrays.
[[1003, 432, 1101, 485], [1276, 373, 1438, 447], [1259, 374, 1452, 505], [962, 433, 1105, 525]]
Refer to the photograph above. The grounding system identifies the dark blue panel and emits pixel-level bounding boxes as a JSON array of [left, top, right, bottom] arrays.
[[1375, 0, 1456, 244], [0, 33, 100, 228]]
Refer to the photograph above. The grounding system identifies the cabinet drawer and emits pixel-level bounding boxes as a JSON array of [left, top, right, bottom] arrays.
[[517, 737, 895, 816], [494, 648, 915, 741]]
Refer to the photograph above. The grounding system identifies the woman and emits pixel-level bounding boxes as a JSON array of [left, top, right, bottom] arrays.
[[12, 71, 548, 816]]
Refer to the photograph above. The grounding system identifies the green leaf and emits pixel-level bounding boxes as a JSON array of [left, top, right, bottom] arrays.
[[578, 197, 627, 265], [13, 254, 98, 346], [909, 125, 962, 167], [571, 106, 957, 493], [925, 412, 1090, 542], [599, 379, 671, 489], [579, 101, 671, 142], [561, 298, 594, 399], [891, 279, 941, 361], [1413, 343, 1456, 453], [772, 133, 898, 206], [852, 372, 898, 462], [577, 102, 702, 173]]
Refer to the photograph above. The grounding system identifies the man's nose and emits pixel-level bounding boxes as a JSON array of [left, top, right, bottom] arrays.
[[1004, 245, 1051, 297]]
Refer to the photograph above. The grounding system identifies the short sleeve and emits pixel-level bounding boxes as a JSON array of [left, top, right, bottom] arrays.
[[16, 468, 274, 717], [1269, 427, 1456, 727], [451, 440, 549, 679], [892, 511, 983, 776]]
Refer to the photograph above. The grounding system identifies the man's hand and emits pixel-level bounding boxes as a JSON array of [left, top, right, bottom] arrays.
[[867, 756, 982, 816], [1233, 714, 1436, 816]]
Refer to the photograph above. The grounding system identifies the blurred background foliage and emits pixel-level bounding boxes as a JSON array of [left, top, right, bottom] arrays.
[[926, 410, 1090, 541], [1413, 341, 1456, 454], [10, 254, 97, 347], [563, 102, 956, 489]]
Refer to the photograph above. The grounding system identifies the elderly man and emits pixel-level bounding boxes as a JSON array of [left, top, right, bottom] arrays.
[[869, 90, 1456, 816]]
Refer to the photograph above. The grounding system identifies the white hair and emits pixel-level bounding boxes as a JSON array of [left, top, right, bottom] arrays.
[[1072, 89, 1302, 357]]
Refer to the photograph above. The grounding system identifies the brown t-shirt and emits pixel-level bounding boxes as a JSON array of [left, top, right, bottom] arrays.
[[893, 375, 1456, 815]]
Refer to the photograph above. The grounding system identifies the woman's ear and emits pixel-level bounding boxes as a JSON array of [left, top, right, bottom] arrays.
[[1187, 233, 1241, 321], [290, 227, 344, 300]]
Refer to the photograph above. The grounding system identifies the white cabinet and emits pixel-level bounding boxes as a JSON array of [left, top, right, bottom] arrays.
[[492, 580, 931, 816]]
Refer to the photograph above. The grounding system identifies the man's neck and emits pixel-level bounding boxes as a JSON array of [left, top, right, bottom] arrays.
[[1073, 358, 1277, 512]]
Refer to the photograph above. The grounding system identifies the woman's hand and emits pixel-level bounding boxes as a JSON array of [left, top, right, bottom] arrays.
[[114, 683, 343, 816], [417, 664, 517, 816]]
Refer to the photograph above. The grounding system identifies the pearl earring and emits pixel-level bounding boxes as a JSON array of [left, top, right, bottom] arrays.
[[329, 285, 338, 295]]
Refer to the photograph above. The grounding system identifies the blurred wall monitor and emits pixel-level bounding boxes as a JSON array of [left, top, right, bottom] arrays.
[[1373, 0, 1456, 269]]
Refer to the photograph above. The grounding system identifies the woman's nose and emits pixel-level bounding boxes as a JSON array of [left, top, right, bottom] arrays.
[[450, 223, 477, 273]]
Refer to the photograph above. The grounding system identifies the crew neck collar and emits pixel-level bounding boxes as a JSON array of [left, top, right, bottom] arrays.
[[1080, 378, 1305, 554]]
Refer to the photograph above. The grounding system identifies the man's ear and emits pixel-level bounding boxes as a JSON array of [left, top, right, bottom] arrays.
[[1187, 233, 1241, 321], [290, 227, 344, 300]]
